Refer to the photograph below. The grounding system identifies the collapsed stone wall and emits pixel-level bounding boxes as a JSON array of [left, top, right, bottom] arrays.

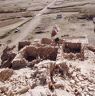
[[63, 42, 84, 60], [1, 38, 86, 69], [12, 45, 58, 69], [38, 46, 58, 60], [18, 41, 31, 51], [63, 42, 81, 53], [0, 38, 86, 69], [41, 38, 52, 45], [41, 38, 64, 45]]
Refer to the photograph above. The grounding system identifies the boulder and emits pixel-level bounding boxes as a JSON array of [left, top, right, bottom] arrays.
[[12, 57, 28, 69], [1, 52, 16, 68], [0, 68, 13, 81], [1, 46, 16, 68], [1, 46, 15, 62]]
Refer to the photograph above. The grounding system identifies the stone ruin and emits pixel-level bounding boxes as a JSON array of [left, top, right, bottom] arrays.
[[63, 41, 84, 60], [18, 41, 31, 51], [41, 38, 52, 45], [0, 38, 85, 69], [1, 38, 95, 96], [12, 45, 58, 69]]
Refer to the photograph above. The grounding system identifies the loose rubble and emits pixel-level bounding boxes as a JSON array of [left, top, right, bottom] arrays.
[[0, 38, 95, 96]]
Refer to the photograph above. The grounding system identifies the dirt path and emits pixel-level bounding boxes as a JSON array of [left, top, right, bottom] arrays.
[[0, 19, 28, 36], [9, 0, 57, 46]]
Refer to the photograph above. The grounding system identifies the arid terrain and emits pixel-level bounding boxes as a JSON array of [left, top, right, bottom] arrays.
[[0, 0, 95, 96], [0, 0, 95, 46]]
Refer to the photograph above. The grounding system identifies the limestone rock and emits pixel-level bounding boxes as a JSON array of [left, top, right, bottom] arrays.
[[12, 58, 28, 69], [0, 68, 13, 81], [1, 46, 15, 62]]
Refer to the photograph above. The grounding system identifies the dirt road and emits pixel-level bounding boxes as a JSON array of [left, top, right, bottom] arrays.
[[9, 0, 57, 46]]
